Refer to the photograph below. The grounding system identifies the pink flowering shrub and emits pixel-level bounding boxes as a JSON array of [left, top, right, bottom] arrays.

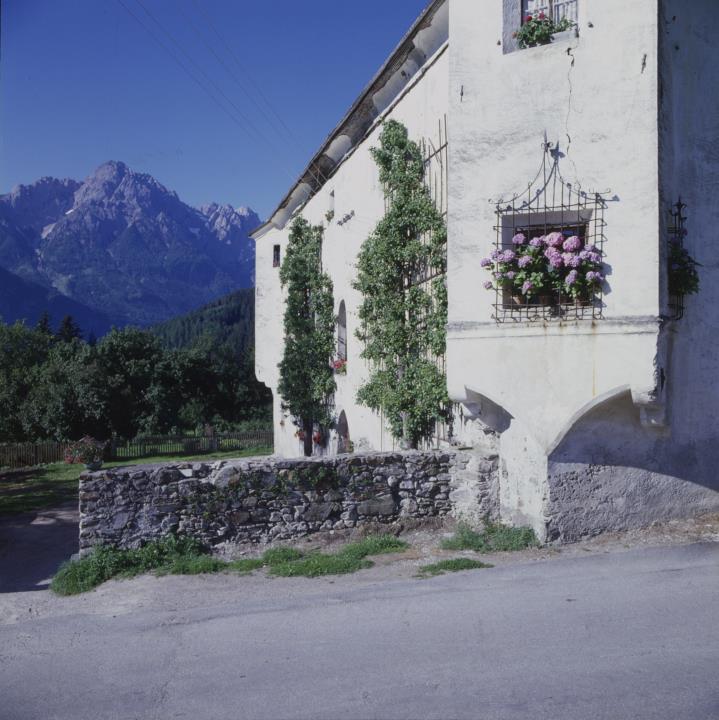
[[481, 231, 604, 303]]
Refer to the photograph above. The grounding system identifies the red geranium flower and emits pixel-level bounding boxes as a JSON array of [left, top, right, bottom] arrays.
[[538, 11, 546, 19], [526, 14, 533, 21]]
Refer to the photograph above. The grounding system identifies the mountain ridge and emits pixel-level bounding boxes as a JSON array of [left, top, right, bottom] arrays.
[[0, 162, 260, 328]]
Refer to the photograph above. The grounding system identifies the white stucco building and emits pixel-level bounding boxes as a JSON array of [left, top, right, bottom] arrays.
[[252, 0, 719, 540]]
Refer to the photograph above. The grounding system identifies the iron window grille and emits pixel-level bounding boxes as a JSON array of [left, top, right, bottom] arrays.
[[667, 199, 687, 320], [490, 142, 610, 323]]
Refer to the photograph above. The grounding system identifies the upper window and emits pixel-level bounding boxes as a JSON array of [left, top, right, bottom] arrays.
[[272, 245, 281, 268], [522, 0, 577, 24]]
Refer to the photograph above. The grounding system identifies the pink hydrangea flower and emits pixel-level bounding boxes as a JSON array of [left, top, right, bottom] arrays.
[[586, 271, 604, 283], [518, 255, 532, 268], [563, 236, 582, 252], [563, 252, 582, 268], [500, 249, 517, 262], [565, 270, 579, 285], [548, 254, 564, 269], [480, 257, 493, 268], [521, 280, 534, 294], [512, 233, 527, 245], [530, 236, 545, 247], [544, 247, 560, 259], [483, 280, 493, 290], [545, 231, 564, 248]]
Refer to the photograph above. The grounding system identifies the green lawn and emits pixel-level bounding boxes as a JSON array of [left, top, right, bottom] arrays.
[[0, 446, 273, 516]]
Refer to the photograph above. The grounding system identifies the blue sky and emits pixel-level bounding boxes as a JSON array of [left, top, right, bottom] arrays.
[[0, 0, 430, 219]]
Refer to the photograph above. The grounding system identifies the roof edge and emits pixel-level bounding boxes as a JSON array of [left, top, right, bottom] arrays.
[[250, 0, 448, 240]]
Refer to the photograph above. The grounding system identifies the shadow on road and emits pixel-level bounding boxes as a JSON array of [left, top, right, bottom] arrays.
[[0, 504, 78, 593]]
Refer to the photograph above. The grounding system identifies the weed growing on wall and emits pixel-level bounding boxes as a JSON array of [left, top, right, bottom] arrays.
[[354, 120, 450, 448], [278, 217, 336, 456]]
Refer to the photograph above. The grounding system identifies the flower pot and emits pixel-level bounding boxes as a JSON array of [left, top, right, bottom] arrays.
[[538, 293, 554, 306], [84, 461, 103, 472], [511, 294, 525, 306]]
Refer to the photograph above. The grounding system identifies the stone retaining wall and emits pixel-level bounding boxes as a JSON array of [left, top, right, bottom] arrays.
[[79, 450, 499, 553]]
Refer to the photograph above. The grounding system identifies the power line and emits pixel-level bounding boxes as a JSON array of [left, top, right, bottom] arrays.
[[190, 0, 298, 148], [116, 0, 299, 187], [179, 1, 328, 188], [192, 0, 311, 158], [116, 0, 331, 210], [132, 0, 272, 150]]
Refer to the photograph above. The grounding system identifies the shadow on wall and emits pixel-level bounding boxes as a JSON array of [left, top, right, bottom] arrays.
[[546, 389, 719, 541]]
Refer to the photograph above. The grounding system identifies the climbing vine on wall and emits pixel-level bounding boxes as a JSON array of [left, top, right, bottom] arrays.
[[278, 217, 335, 456], [354, 120, 449, 448]]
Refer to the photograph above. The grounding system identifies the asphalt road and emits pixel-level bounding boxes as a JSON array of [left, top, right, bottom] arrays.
[[1, 540, 717, 720]]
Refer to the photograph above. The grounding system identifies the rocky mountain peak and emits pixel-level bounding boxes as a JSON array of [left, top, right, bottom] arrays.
[[0, 162, 259, 327], [1, 177, 81, 233]]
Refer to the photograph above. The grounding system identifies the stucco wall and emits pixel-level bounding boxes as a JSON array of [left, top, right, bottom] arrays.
[[255, 45, 449, 458], [543, 1, 719, 540], [447, 0, 662, 435], [547, 391, 719, 540]]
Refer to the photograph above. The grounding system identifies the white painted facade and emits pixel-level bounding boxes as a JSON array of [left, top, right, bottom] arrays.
[[253, 0, 719, 539]]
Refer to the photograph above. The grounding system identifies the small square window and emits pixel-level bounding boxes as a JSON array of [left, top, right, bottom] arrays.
[[522, 0, 577, 24], [272, 245, 281, 268], [505, 0, 578, 53]]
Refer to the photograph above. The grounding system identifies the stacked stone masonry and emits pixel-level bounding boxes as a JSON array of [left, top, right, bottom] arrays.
[[79, 450, 499, 553]]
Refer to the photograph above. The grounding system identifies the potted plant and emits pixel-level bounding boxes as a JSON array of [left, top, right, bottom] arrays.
[[514, 12, 574, 49], [668, 240, 700, 297], [481, 231, 604, 310], [64, 436, 107, 471], [331, 358, 347, 375]]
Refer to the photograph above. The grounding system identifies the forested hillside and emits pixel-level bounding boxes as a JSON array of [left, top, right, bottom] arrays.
[[151, 288, 255, 356]]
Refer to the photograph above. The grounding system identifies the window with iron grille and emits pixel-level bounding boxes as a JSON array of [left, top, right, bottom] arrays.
[[272, 244, 281, 268], [488, 143, 610, 323]]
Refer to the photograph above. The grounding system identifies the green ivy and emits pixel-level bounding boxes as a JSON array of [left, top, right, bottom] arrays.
[[354, 120, 450, 448], [278, 217, 336, 455], [668, 240, 701, 297]]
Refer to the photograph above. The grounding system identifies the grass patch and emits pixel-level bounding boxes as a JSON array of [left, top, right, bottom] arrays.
[[267, 535, 408, 578], [441, 521, 539, 553], [268, 553, 373, 578], [227, 557, 265, 574], [51, 534, 411, 594], [417, 558, 493, 577], [51, 535, 209, 595], [0, 446, 272, 516]]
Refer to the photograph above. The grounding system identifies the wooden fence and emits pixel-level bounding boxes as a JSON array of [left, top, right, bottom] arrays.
[[0, 431, 274, 470]]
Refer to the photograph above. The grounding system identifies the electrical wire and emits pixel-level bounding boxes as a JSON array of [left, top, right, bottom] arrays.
[[116, 0, 300, 187]]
